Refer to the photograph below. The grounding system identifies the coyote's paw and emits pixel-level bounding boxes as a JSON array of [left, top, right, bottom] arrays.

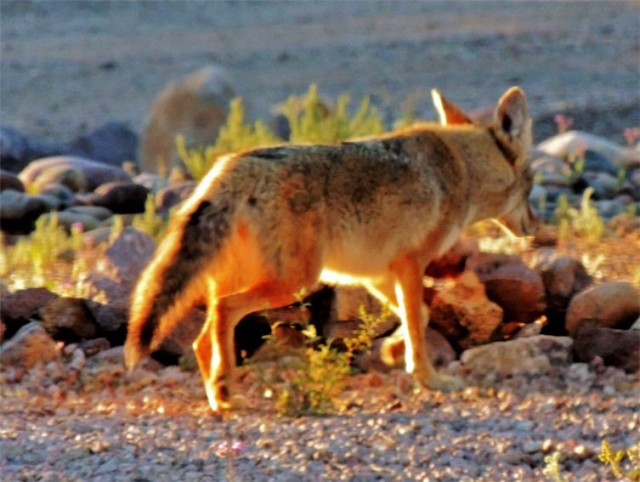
[[425, 371, 464, 392], [412, 366, 464, 393], [205, 377, 244, 413]]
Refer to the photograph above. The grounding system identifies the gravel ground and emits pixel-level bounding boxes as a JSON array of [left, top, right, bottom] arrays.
[[1, 351, 638, 481]]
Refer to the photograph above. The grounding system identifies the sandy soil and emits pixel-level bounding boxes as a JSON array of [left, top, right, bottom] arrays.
[[1, 1, 639, 149]]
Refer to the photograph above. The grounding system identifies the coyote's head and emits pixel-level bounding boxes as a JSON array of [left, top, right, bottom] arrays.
[[432, 86, 538, 236]]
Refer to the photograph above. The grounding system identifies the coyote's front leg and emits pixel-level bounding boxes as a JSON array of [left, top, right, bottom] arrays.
[[391, 255, 463, 391]]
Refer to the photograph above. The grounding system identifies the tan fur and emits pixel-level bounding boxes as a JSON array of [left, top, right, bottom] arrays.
[[124, 87, 537, 412]]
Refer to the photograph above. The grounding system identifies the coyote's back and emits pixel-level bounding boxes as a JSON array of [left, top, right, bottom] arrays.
[[125, 86, 537, 412]]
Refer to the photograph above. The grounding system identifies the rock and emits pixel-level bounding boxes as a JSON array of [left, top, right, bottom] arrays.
[[0, 287, 59, 340], [475, 262, 545, 325], [68, 122, 138, 168], [537, 256, 593, 335], [582, 149, 618, 175], [581, 171, 618, 199], [75, 180, 149, 214], [0, 189, 51, 233], [537, 130, 640, 169], [85, 227, 155, 309], [0, 125, 60, 173], [19, 156, 131, 193], [139, 65, 235, 173], [593, 200, 624, 219], [40, 297, 99, 343], [65, 205, 114, 222], [460, 335, 573, 381], [0, 169, 24, 192], [429, 271, 504, 351], [77, 337, 111, 357], [565, 281, 640, 336], [155, 181, 196, 213], [85, 301, 128, 346], [0, 321, 61, 368], [39, 183, 75, 206], [573, 322, 640, 373]]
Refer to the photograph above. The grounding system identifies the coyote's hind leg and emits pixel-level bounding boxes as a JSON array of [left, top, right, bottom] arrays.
[[193, 283, 299, 412]]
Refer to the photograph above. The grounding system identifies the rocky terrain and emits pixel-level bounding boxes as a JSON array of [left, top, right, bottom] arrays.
[[1, 2, 640, 482]]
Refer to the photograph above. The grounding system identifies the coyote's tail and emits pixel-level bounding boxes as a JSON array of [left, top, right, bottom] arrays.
[[123, 194, 232, 371]]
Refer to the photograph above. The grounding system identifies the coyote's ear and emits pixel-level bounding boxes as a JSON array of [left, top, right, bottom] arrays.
[[431, 89, 473, 126], [495, 87, 529, 139]]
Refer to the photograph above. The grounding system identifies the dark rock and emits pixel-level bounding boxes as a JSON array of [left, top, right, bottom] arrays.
[[68, 122, 138, 168], [476, 262, 545, 324], [40, 297, 99, 343], [19, 156, 130, 193], [426, 237, 478, 279], [77, 337, 111, 357], [139, 65, 235, 173], [538, 256, 593, 335], [0, 169, 24, 192], [155, 181, 196, 213], [0, 321, 61, 368], [0, 189, 51, 233], [0, 287, 59, 340], [85, 227, 155, 310], [0, 125, 60, 173], [85, 300, 128, 346], [39, 183, 75, 206], [573, 322, 640, 373], [582, 149, 618, 175], [76, 180, 149, 214], [65, 205, 113, 222], [565, 281, 640, 336]]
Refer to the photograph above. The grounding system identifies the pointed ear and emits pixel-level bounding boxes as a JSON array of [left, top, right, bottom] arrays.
[[431, 89, 473, 126], [495, 87, 529, 139]]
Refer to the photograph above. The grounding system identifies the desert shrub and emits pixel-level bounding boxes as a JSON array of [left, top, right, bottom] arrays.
[[178, 97, 279, 180], [0, 213, 93, 294], [285, 84, 384, 144], [252, 303, 387, 417]]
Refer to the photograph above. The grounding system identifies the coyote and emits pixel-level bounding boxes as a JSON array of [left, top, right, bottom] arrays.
[[125, 86, 537, 412]]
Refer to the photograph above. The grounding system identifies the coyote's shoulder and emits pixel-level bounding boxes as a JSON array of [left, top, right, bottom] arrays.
[[125, 86, 537, 412]]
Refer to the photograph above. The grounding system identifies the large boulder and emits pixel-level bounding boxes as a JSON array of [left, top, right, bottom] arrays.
[[139, 65, 236, 174], [565, 281, 640, 336]]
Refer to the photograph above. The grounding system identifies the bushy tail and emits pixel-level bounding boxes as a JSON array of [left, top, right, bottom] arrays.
[[123, 197, 231, 370]]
